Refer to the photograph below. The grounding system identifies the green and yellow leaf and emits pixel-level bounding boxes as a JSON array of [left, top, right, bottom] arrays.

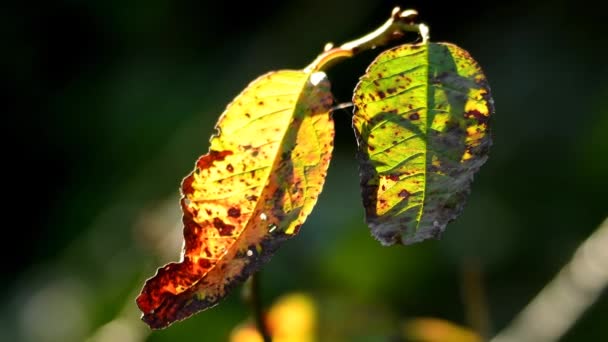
[[353, 42, 493, 245], [137, 70, 334, 328]]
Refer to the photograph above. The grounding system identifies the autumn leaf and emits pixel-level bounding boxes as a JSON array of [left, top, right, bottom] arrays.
[[403, 318, 482, 342], [136, 70, 335, 329], [352, 42, 493, 245]]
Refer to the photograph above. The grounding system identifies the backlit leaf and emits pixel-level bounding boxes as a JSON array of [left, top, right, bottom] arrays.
[[137, 70, 334, 328], [353, 42, 493, 245]]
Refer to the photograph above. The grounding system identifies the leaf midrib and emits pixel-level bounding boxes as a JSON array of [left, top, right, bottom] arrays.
[[192, 71, 311, 288], [224, 70, 312, 256], [414, 44, 430, 234]]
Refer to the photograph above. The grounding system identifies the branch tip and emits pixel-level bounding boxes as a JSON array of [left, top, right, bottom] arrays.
[[400, 9, 419, 21], [305, 7, 427, 72], [391, 6, 402, 18], [304, 7, 429, 72]]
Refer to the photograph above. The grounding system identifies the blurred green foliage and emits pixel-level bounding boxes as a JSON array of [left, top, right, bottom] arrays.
[[3, 0, 607, 341]]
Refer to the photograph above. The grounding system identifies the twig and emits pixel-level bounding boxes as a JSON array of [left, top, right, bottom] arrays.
[[491, 217, 608, 342], [460, 259, 491, 340], [305, 7, 429, 72], [247, 272, 271, 342]]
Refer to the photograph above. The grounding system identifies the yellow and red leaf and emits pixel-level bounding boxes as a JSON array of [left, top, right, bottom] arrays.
[[137, 70, 334, 329]]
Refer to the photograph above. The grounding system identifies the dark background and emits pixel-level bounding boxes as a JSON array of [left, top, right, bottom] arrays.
[[3, 0, 607, 341]]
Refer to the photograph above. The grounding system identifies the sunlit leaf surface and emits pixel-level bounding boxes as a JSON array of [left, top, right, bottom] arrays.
[[137, 70, 334, 328], [353, 42, 493, 245]]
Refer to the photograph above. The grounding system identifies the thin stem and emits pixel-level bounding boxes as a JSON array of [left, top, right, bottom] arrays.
[[330, 102, 354, 112], [248, 272, 271, 342], [305, 7, 430, 72], [460, 259, 491, 340]]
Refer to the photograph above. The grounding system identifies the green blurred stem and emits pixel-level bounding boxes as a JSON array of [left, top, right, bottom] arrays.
[[461, 259, 491, 340], [248, 272, 271, 342], [305, 6, 429, 72]]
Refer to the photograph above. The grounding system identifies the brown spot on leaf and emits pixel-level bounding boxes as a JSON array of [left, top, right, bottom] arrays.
[[258, 101, 264, 106], [398, 189, 410, 199], [246, 195, 258, 202], [228, 207, 241, 218], [213, 217, 235, 236], [226, 164, 234, 172], [378, 91, 386, 99], [464, 109, 489, 124], [197, 150, 234, 170], [387, 87, 396, 94], [198, 258, 211, 269], [182, 176, 194, 194], [409, 113, 420, 120], [387, 174, 399, 181], [293, 224, 302, 233]]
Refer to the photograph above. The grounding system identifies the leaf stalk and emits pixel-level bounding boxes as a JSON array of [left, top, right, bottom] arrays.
[[305, 7, 430, 72]]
